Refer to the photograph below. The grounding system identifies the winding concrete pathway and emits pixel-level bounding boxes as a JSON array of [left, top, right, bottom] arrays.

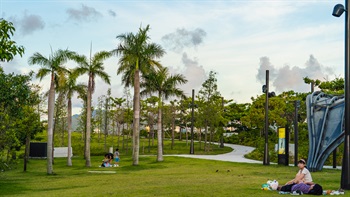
[[167, 143, 262, 164]]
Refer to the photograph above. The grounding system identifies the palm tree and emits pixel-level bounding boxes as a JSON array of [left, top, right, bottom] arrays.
[[72, 51, 111, 167], [112, 25, 165, 165], [57, 70, 86, 166], [141, 67, 187, 161], [28, 49, 75, 174]]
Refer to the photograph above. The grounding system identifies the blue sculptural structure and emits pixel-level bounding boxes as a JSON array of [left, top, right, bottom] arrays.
[[306, 91, 344, 172]]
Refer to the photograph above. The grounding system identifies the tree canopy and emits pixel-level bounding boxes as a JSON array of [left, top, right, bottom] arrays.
[[0, 19, 25, 62]]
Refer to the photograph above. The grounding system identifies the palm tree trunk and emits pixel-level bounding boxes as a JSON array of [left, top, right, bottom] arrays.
[[132, 70, 140, 165], [126, 123, 129, 154], [204, 121, 208, 152], [199, 128, 202, 150], [186, 123, 188, 146], [104, 96, 108, 152], [112, 121, 115, 148], [47, 72, 55, 174], [171, 110, 175, 150], [180, 123, 182, 141], [151, 125, 154, 146], [117, 122, 120, 148], [209, 127, 213, 151], [85, 75, 92, 167], [148, 128, 151, 153], [122, 123, 125, 150], [98, 122, 101, 142], [23, 133, 30, 172], [67, 98, 72, 166], [161, 110, 164, 155], [157, 99, 163, 162], [61, 117, 65, 147]]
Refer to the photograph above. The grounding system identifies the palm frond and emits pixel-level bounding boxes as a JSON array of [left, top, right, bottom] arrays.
[[92, 51, 112, 65], [70, 54, 89, 68], [95, 70, 111, 85], [36, 68, 51, 81], [28, 52, 50, 67], [141, 66, 187, 101]]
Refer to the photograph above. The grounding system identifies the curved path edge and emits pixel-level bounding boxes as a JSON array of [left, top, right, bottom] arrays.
[[165, 143, 262, 164]]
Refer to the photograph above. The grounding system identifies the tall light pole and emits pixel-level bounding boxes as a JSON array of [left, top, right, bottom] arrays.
[[333, 1, 350, 190], [263, 70, 270, 165], [294, 100, 300, 166], [220, 97, 225, 148]]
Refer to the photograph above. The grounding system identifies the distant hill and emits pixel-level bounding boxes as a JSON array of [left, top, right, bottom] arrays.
[[71, 110, 97, 131]]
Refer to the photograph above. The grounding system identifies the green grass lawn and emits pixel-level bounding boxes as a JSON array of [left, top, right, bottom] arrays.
[[0, 155, 344, 197], [43, 132, 233, 157], [138, 138, 233, 155]]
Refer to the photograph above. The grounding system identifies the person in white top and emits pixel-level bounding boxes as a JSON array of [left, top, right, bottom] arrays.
[[278, 159, 313, 192], [288, 159, 313, 184]]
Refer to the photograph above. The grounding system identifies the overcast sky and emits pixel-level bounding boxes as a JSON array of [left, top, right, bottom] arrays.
[[0, 0, 346, 115]]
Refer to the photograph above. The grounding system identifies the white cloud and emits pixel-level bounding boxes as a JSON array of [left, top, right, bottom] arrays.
[[0, 0, 344, 108], [66, 4, 102, 22], [108, 9, 116, 17], [256, 55, 334, 93], [8, 10, 45, 36], [167, 53, 207, 96], [162, 28, 207, 53]]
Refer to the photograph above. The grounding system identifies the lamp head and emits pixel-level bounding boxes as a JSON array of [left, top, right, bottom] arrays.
[[333, 4, 345, 17], [262, 85, 267, 93]]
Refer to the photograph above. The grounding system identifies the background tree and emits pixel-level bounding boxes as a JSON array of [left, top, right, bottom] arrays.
[[103, 88, 111, 152], [198, 71, 223, 151], [58, 71, 86, 166], [303, 77, 321, 93], [113, 25, 165, 165], [20, 105, 44, 172], [318, 77, 344, 95], [0, 68, 43, 171], [145, 96, 158, 147], [223, 102, 250, 132], [235, 90, 309, 162], [141, 67, 187, 161], [28, 49, 74, 174], [0, 19, 24, 62], [169, 100, 178, 149], [72, 50, 111, 167], [76, 88, 88, 153], [122, 88, 133, 154], [110, 97, 125, 148], [53, 92, 67, 147], [95, 96, 104, 142], [177, 97, 192, 144]]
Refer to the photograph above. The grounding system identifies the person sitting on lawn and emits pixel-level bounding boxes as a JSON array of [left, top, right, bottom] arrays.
[[100, 153, 113, 167], [278, 159, 313, 192]]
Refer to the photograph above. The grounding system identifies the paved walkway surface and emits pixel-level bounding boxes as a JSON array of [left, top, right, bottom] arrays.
[[166, 143, 343, 170], [167, 143, 262, 164]]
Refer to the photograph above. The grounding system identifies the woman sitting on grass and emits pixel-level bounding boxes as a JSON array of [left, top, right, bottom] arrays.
[[100, 153, 113, 167], [278, 159, 313, 192]]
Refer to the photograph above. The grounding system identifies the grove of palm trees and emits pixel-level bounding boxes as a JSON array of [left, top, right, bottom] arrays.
[[3, 0, 350, 195], [0, 18, 346, 176]]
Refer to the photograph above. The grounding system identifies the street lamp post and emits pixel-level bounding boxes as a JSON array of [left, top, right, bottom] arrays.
[[294, 100, 300, 166], [333, 1, 350, 189], [104, 94, 110, 152], [264, 70, 270, 165], [220, 97, 225, 148]]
